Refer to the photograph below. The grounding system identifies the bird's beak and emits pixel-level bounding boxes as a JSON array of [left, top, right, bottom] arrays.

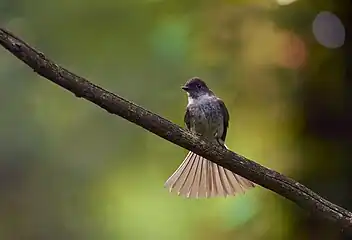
[[181, 85, 189, 91]]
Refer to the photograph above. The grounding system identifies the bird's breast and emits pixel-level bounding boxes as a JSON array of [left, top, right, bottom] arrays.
[[188, 97, 223, 138]]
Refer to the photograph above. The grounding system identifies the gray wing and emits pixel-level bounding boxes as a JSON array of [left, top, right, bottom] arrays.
[[184, 108, 191, 130], [217, 99, 229, 141]]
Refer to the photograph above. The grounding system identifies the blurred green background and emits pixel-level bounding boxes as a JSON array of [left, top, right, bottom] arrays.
[[0, 0, 351, 239]]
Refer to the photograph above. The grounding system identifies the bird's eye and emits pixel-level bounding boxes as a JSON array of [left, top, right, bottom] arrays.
[[196, 83, 202, 89]]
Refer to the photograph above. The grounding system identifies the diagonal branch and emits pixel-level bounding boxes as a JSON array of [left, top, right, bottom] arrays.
[[1, 28, 351, 233]]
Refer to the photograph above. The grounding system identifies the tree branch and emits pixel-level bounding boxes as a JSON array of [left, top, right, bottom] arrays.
[[1, 28, 351, 233]]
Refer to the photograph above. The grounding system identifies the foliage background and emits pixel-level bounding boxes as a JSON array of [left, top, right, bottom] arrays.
[[0, 0, 350, 239]]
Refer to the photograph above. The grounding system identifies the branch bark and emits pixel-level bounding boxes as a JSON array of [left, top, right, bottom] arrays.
[[1, 28, 351, 233]]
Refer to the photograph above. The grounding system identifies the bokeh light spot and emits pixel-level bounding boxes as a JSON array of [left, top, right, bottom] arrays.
[[312, 11, 345, 49], [277, 0, 297, 6]]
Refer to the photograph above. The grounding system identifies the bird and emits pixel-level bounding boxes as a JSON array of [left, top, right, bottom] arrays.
[[165, 77, 255, 198]]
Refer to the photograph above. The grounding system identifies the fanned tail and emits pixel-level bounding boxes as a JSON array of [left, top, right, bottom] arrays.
[[164, 151, 255, 198]]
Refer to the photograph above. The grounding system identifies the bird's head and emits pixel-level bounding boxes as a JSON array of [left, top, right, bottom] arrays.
[[181, 77, 212, 99]]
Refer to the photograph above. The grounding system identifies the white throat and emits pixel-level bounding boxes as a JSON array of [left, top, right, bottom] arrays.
[[187, 93, 212, 106]]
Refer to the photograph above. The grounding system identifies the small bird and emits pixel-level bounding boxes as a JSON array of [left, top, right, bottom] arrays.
[[165, 77, 255, 198]]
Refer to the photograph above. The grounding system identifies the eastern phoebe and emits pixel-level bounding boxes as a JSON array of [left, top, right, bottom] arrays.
[[165, 77, 255, 198]]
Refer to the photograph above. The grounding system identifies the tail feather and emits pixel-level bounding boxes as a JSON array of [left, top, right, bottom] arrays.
[[218, 165, 233, 196], [180, 153, 198, 196], [188, 154, 201, 198], [207, 160, 213, 197], [170, 152, 195, 193], [166, 151, 192, 185], [165, 151, 255, 198], [198, 157, 207, 197], [213, 164, 223, 197]]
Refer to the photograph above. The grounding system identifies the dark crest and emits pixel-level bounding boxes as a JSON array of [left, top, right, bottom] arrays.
[[182, 77, 210, 92]]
